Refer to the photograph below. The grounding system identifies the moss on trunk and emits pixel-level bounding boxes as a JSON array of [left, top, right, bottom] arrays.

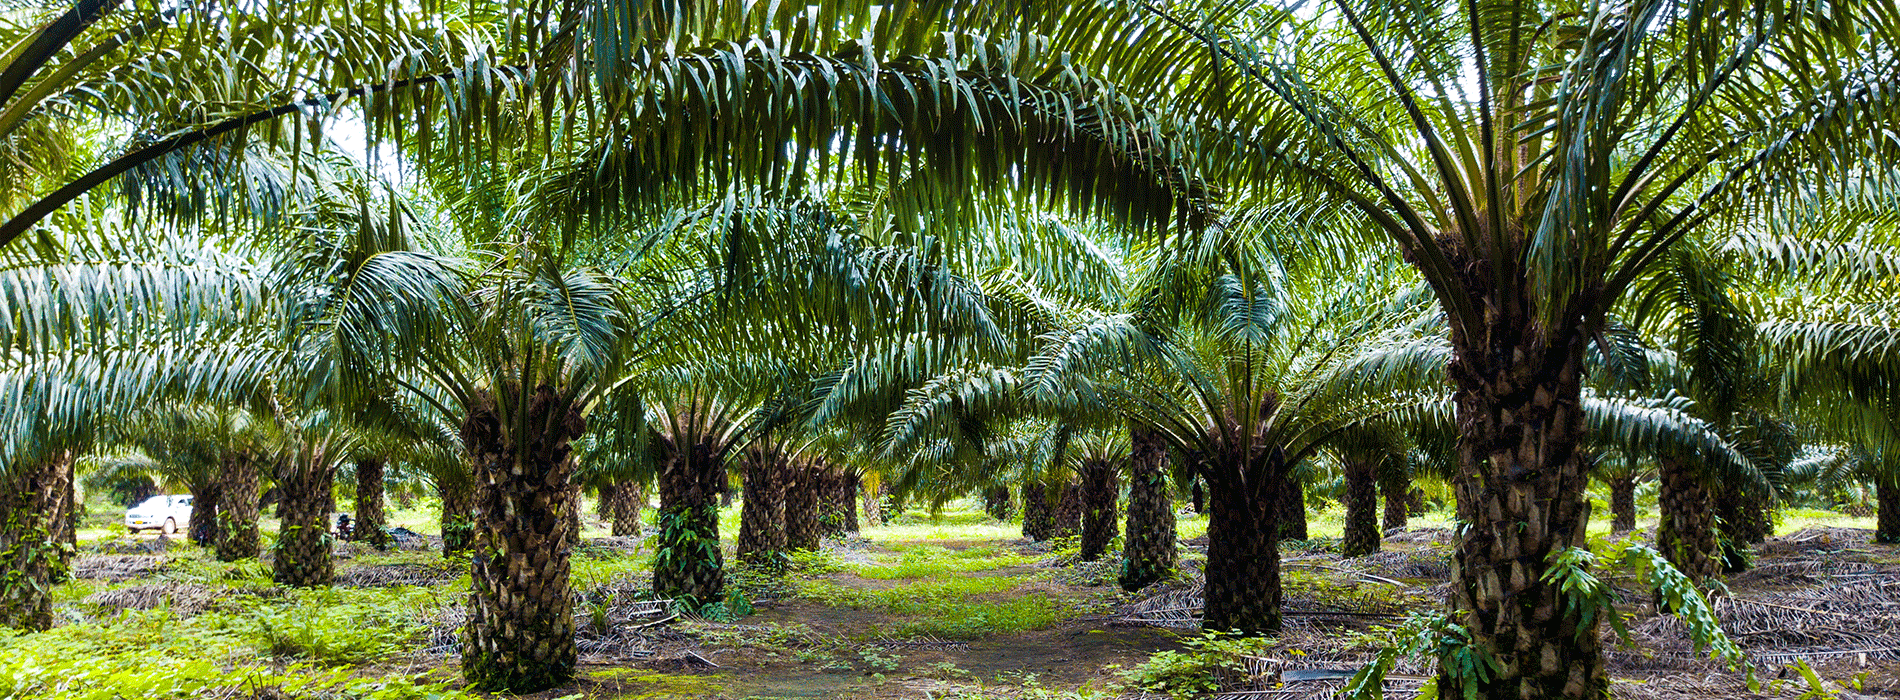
[[272, 457, 335, 587], [1120, 426, 1176, 591], [655, 441, 726, 604], [216, 457, 262, 561], [0, 457, 64, 631]]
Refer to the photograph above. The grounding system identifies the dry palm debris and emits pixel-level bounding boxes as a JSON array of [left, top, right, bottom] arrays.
[[70, 555, 166, 582]]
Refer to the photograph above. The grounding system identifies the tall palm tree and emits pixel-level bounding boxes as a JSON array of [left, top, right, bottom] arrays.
[[988, 1, 1900, 690]]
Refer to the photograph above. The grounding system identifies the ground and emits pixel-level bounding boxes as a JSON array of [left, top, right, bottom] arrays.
[[9, 496, 1899, 700]]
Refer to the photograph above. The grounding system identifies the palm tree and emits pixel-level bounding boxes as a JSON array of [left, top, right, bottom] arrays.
[[1009, 1, 1900, 692]]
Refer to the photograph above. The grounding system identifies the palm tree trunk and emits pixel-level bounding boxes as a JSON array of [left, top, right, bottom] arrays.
[[1021, 481, 1055, 541], [861, 477, 885, 527], [1656, 457, 1718, 582], [784, 461, 822, 551], [1120, 426, 1175, 591], [1714, 480, 1770, 572], [1609, 473, 1637, 535], [1878, 477, 1899, 544], [1342, 459, 1380, 557], [1052, 481, 1084, 541], [609, 481, 644, 537], [1190, 477, 1205, 515], [0, 457, 62, 631], [353, 458, 390, 550], [1439, 322, 1606, 699], [817, 467, 854, 538], [460, 387, 585, 693], [1379, 466, 1408, 531], [273, 458, 336, 587], [566, 484, 583, 545], [439, 474, 475, 557], [216, 457, 262, 561], [1275, 472, 1308, 542], [984, 486, 1013, 521], [1078, 459, 1120, 562], [654, 441, 727, 604], [1201, 454, 1283, 636], [47, 452, 76, 582], [839, 470, 861, 534], [736, 448, 787, 565], [188, 479, 222, 546]]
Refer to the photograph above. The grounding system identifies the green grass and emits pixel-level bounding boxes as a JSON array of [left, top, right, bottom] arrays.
[[797, 574, 1068, 639], [6, 576, 465, 700], [850, 543, 1042, 579]]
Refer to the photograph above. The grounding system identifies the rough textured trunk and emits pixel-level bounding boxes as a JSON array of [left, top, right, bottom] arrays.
[[46, 452, 76, 581], [353, 458, 391, 550], [784, 461, 822, 551], [609, 481, 644, 537], [273, 458, 336, 587], [1440, 312, 1605, 699], [188, 479, 222, 546], [984, 486, 1013, 521], [838, 470, 861, 535], [1190, 477, 1205, 515], [1656, 456, 1719, 583], [460, 386, 586, 693], [1878, 479, 1899, 544], [861, 476, 884, 527], [1120, 426, 1176, 591], [1201, 453, 1284, 636], [1714, 480, 1771, 573], [1275, 472, 1308, 542], [1051, 481, 1084, 541], [816, 467, 854, 538], [596, 484, 617, 520], [1021, 482, 1055, 541], [1078, 459, 1120, 562], [0, 457, 63, 631], [1609, 473, 1636, 535], [654, 441, 727, 605], [566, 484, 583, 545], [1342, 459, 1380, 557], [1380, 468, 1409, 531], [216, 457, 262, 561], [736, 448, 787, 565], [439, 474, 475, 557]]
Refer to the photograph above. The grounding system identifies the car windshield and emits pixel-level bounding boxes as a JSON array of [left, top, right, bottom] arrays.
[[134, 496, 169, 510]]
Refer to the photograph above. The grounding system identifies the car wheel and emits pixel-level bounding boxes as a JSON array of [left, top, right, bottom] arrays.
[[127, 526, 140, 535], [161, 518, 176, 536]]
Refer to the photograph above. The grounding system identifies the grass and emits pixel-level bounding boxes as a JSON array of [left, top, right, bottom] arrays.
[[797, 575, 1069, 639], [850, 543, 1042, 579]]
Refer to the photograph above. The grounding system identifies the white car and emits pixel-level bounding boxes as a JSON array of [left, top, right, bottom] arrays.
[[125, 495, 193, 535]]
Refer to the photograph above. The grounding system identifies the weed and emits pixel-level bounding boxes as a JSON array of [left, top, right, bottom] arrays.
[[858, 648, 903, 672], [1119, 632, 1278, 700]]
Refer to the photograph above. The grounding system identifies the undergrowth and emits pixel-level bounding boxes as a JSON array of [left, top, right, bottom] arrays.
[[798, 576, 1068, 638]]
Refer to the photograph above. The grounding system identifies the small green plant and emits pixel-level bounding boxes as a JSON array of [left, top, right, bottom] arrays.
[[1118, 632, 1278, 700], [857, 648, 902, 673]]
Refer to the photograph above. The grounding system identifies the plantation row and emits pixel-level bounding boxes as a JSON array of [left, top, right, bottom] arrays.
[[6, 0, 1900, 698]]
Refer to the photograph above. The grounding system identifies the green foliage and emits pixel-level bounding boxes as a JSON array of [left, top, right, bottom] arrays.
[[1342, 611, 1494, 700], [1118, 632, 1278, 700], [797, 575, 1067, 638], [852, 544, 1040, 579], [244, 588, 428, 666]]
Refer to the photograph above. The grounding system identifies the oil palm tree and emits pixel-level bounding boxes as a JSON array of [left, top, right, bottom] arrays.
[[1006, 0, 1900, 692]]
